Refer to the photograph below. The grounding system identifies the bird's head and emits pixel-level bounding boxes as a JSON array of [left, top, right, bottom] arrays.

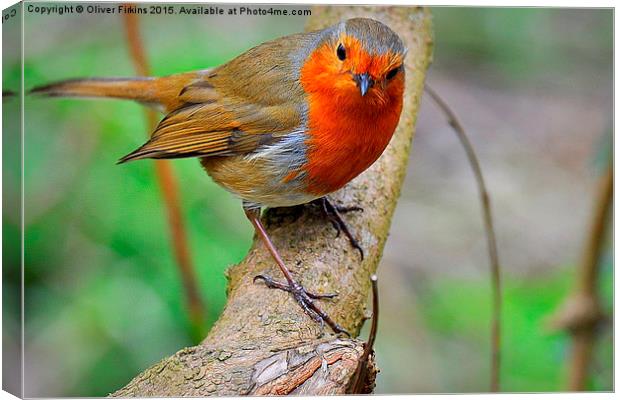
[[301, 18, 406, 106]]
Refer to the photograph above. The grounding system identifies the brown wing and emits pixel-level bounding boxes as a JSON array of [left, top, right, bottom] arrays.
[[118, 30, 323, 163], [118, 98, 301, 163]]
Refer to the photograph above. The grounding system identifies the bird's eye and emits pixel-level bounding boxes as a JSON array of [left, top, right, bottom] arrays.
[[386, 66, 401, 80], [336, 44, 346, 61]]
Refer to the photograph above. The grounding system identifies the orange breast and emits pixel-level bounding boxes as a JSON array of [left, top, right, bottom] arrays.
[[300, 55, 404, 195]]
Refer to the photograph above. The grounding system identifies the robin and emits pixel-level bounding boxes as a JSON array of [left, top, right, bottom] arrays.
[[31, 17, 406, 334]]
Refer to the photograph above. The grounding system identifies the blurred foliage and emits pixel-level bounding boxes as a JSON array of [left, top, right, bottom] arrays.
[[3, 6, 613, 396], [371, 255, 612, 393], [418, 263, 612, 392], [432, 7, 613, 87]]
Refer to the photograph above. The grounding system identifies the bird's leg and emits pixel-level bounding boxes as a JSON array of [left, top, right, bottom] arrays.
[[313, 197, 364, 260], [244, 204, 349, 336]]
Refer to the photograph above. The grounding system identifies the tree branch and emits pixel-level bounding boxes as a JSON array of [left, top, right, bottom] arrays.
[[112, 6, 433, 396]]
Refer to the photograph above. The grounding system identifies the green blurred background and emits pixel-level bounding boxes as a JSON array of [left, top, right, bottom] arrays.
[[3, 4, 613, 396]]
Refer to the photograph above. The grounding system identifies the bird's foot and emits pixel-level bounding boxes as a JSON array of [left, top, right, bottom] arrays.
[[254, 274, 350, 336], [313, 197, 365, 260]]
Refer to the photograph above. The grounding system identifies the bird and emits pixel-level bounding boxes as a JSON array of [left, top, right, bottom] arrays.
[[31, 17, 406, 335]]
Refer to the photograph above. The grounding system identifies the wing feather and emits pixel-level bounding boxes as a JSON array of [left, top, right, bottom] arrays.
[[119, 98, 301, 163], [119, 33, 312, 163]]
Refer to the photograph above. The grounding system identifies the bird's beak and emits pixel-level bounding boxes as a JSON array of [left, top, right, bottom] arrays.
[[354, 73, 374, 97]]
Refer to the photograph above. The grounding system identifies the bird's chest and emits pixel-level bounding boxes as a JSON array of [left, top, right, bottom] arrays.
[[303, 98, 402, 195]]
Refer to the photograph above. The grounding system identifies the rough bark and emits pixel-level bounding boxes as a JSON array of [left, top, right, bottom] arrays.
[[112, 5, 433, 396]]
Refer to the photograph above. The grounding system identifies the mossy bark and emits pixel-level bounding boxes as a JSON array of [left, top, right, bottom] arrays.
[[112, 5, 433, 396]]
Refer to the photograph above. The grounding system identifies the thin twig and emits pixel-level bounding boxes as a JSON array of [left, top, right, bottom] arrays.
[[566, 158, 612, 390], [425, 84, 502, 392], [577, 160, 613, 298], [349, 274, 380, 393], [122, 8, 206, 341], [366, 275, 380, 355]]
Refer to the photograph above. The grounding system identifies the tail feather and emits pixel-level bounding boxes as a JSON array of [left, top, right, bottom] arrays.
[[30, 77, 158, 103], [30, 71, 208, 163], [29, 71, 201, 111]]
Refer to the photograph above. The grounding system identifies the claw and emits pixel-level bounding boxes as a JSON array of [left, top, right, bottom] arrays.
[[253, 274, 293, 292], [253, 273, 349, 335], [314, 197, 365, 260], [306, 291, 338, 300], [351, 241, 365, 261]]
